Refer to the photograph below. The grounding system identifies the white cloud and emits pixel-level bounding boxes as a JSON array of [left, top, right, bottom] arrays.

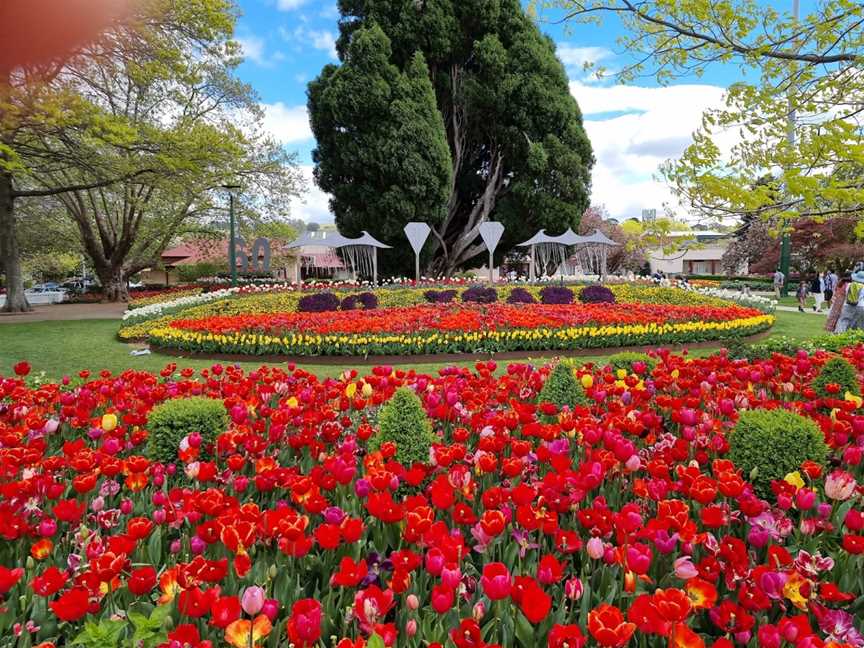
[[277, 0, 309, 9], [290, 166, 333, 223], [557, 45, 612, 70], [309, 30, 337, 59], [237, 35, 268, 66], [281, 25, 338, 60], [569, 80, 735, 220], [260, 103, 313, 144]]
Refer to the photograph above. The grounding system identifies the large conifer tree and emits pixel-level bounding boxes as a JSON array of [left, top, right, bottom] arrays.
[[308, 0, 594, 275]]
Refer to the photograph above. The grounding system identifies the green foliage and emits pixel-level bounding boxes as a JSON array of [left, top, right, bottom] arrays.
[[70, 605, 169, 648], [314, 0, 593, 275], [606, 352, 656, 375], [811, 357, 860, 399], [538, 363, 588, 411], [540, 0, 864, 225], [729, 409, 828, 497], [368, 388, 435, 467], [177, 261, 228, 283], [309, 26, 453, 275], [726, 336, 800, 361], [146, 397, 228, 465]]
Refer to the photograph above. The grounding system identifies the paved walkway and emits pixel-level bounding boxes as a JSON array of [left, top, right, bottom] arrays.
[[0, 302, 126, 324]]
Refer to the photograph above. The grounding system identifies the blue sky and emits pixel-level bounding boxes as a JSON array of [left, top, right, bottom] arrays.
[[233, 0, 745, 222]]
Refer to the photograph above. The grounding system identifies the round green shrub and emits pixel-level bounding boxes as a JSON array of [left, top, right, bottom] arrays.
[[368, 388, 435, 467], [811, 357, 859, 399], [728, 408, 828, 497], [146, 397, 228, 465], [606, 352, 656, 376], [538, 363, 588, 411]]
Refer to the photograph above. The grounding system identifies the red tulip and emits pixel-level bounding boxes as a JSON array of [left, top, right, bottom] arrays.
[[480, 562, 512, 600], [286, 599, 322, 648]]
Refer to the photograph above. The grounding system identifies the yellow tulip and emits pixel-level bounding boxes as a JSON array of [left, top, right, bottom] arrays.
[[101, 413, 118, 432]]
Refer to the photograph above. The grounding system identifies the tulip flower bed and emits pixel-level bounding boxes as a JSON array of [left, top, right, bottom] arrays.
[[2, 344, 864, 648], [147, 302, 773, 357], [117, 284, 745, 341]]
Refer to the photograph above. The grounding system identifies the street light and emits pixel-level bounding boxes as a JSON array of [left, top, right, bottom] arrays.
[[222, 185, 241, 287]]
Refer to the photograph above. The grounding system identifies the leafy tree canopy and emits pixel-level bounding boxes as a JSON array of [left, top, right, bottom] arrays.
[[539, 0, 864, 228]]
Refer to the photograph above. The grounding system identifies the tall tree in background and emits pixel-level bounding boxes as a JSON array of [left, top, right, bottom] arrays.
[[309, 25, 453, 275], [1, 0, 301, 307], [540, 0, 864, 226], [310, 0, 593, 276]]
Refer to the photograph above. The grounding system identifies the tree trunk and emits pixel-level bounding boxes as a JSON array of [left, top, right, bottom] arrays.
[[97, 265, 128, 302], [0, 170, 31, 313]]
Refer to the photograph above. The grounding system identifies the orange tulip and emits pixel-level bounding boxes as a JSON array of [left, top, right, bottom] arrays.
[[225, 614, 272, 648], [588, 603, 637, 648]]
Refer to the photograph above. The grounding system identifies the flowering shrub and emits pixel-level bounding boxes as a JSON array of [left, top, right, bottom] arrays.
[[506, 288, 536, 304], [341, 292, 379, 311], [579, 285, 616, 304], [298, 291, 341, 313], [150, 303, 774, 357], [424, 289, 458, 304], [461, 286, 497, 304], [539, 286, 574, 305], [1, 344, 864, 647]]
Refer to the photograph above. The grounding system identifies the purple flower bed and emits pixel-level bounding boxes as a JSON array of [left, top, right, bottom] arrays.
[[298, 292, 341, 312], [579, 284, 616, 304], [539, 286, 574, 305], [424, 289, 458, 303], [506, 287, 536, 304], [461, 286, 498, 304], [340, 292, 379, 311]]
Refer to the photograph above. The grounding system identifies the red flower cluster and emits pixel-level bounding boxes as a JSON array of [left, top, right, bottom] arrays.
[[0, 344, 863, 647]]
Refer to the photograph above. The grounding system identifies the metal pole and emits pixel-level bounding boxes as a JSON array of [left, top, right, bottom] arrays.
[[779, 0, 799, 297], [489, 250, 494, 284], [415, 253, 420, 284], [228, 192, 237, 287], [373, 248, 378, 286]]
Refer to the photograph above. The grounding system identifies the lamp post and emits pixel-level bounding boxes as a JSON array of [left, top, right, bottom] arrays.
[[223, 185, 241, 287]]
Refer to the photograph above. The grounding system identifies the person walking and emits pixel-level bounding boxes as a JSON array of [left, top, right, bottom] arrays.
[[796, 277, 809, 312], [835, 270, 864, 333], [826, 275, 848, 332], [811, 272, 825, 312], [825, 269, 838, 305], [773, 268, 785, 298]]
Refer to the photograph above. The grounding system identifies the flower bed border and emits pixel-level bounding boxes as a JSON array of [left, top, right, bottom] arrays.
[[147, 328, 773, 365]]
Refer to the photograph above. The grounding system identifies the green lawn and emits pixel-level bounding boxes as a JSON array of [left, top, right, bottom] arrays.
[[0, 310, 828, 379]]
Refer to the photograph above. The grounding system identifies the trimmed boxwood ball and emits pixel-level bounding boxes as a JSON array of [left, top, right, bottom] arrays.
[[579, 285, 616, 304], [368, 387, 436, 467], [607, 352, 656, 376], [506, 287, 536, 304], [298, 291, 340, 312], [811, 357, 859, 399], [538, 363, 588, 412], [728, 408, 828, 497], [539, 286, 574, 305], [461, 286, 497, 303], [146, 397, 228, 464]]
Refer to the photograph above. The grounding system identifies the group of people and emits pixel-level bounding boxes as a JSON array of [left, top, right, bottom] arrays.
[[774, 267, 864, 333]]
